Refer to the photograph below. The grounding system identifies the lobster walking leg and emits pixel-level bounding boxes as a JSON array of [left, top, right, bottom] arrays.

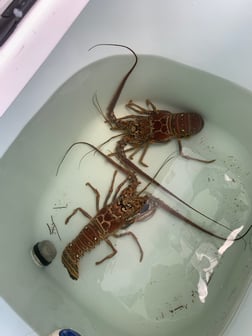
[[177, 139, 215, 164], [86, 182, 100, 212], [128, 143, 150, 167], [65, 207, 92, 224], [125, 99, 161, 114], [95, 238, 117, 265], [95, 231, 144, 264], [103, 170, 118, 206], [113, 231, 144, 262]]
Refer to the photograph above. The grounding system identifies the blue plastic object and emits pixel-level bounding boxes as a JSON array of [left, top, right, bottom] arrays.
[[59, 329, 81, 336]]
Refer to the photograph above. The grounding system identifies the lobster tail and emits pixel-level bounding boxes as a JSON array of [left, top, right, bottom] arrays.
[[172, 112, 204, 137], [61, 221, 102, 280], [62, 244, 80, 280]]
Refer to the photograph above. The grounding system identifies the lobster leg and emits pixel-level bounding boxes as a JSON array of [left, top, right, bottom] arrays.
[[103, 170, 118, 207], [126, 99, 161, 115], [108, 146, 136, 158], [109, 143, 150, 167], [95, 232, 144, 265], [86, 182, 100, 212], [136, 143, 150, 167], [65, 207, 92, 224], [65, 179, 104, 224], [128, 146, 142, 160], [85, 171, 120, 209], [95, 238, 117, 265], [126, 100, 151, 114], [177, 139, 215, 164], [113, 231, 143, 262]]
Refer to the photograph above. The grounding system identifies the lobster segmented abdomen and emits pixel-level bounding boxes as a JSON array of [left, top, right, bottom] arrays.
[[62, 220, 104, 280], [171, 112, 204, 137], [62, 244, 80, 280], [150, 112, 204, 141]]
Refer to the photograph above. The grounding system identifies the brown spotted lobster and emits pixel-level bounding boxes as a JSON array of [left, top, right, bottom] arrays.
[[90, 43, 215, 167], [62, 171, 149, 280], [90, 43, 224, 228], [58, 142, 252, 280]]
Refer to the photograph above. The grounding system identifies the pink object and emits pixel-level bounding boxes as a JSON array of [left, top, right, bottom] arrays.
[[0, 0, 90, 116]]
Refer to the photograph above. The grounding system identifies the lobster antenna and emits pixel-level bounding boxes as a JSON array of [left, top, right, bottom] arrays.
[[92, 92, 125, 146], [136, 152, 252, 242], [136, 152, 251, 240], [137, 153, 176, 195], [92, 92, 108, 123], [88, 43, 138, 116], [56, 141, 130, 177]]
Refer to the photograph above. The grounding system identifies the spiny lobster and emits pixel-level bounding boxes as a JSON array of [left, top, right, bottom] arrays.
[[62, 171, 149, 280], [90, 43, 215, 167], [91, 43, 222, 228], [58, 142, 251, 280]]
